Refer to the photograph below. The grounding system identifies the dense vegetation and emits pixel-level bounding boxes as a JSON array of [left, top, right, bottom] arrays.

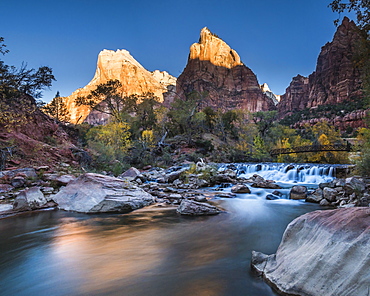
[[67, 79, 350, 174]]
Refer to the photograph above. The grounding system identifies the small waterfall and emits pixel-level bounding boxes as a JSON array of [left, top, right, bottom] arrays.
[[219, 163, 337, 186]]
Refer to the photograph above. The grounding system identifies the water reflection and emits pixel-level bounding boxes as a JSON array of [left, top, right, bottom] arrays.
[[0, 199, 322, 296]]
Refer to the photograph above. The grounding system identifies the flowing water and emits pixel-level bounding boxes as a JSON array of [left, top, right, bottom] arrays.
[[0, 163, 337, 296]]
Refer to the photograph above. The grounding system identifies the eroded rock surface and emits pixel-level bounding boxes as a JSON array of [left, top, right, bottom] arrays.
[[13, 187, 52, 211], [278, 17, 365, 129], [251, 207, 370, 296], [52, 173, 154, 213], [176, 199, 221, 216]]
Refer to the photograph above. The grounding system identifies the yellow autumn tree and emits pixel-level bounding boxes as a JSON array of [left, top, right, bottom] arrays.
[[307, 122, 349, 164], [85, 120, 132, 174], [141, 130, 155, 148]]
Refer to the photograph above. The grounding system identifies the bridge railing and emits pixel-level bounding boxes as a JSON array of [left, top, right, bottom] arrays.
[[270, 142, 352, 156]]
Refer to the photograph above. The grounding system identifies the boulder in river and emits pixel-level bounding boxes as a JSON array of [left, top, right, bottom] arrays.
[[323, 187, 338, 202], [306, 188, 323, 203], [231, 184, 251, 194], [13, 187, 53, 211], [52, 173, 155, 213], [176, 199, 221, 216], [251, 207, 370, 296], [289, 185, 308, 200], [249, 174, 282, 189]]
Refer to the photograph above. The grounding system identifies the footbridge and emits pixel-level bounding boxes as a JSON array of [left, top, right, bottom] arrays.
[[270, 142, 352, 156]]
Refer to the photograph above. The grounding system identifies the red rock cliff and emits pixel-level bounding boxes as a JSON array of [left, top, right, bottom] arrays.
[[278, 17, 363, 121], [175, 27, 276, 112]]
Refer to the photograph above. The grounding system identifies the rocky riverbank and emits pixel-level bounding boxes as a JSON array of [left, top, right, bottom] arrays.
[[1, 162, 369, 219]]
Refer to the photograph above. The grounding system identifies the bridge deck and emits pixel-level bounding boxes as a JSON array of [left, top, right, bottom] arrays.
[[270, 143, 352, 156]]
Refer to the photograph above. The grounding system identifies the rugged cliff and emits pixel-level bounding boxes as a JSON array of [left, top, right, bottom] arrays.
[[62, 49, 176, 124], [175, 27, 276, 112], [278, 17, 365, 127]]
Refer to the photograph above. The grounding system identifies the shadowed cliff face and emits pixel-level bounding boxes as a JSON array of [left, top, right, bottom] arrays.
[[175, 27, 276, 112], [278, 17, 364, 124], [62, 50, 176, 124]]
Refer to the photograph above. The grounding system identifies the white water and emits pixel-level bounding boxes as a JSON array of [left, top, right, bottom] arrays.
[[219, 163, 335, 187], [217, 163, 337, 200]]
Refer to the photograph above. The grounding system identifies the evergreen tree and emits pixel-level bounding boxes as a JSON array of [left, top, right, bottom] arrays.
[[42, 91, 70, 122]]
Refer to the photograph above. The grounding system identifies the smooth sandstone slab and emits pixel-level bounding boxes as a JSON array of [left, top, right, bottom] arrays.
[[53, 173, 154, 213], [251, 207, 370, 296]]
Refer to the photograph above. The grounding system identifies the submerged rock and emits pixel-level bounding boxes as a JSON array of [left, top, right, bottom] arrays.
[[176, 200, 221, 216], [266, 194, 279, 200], [52, 173, 154, 213], [251, 207, 370, 296]]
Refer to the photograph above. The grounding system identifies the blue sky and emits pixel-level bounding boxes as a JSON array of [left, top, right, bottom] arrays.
[[0, 0, 348, 102]]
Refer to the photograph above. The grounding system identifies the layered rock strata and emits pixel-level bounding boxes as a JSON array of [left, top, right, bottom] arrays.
[[175, 27, 276, 112], [53, 173, 155, 213], [278, 17, 364, 123], [251, 207, 370, 296], [62, 49, 176, 124]]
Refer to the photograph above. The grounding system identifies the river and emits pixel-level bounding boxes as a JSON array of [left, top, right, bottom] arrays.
[[0, 163, 335, 296]]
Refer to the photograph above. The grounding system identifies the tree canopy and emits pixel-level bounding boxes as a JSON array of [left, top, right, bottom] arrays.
[[0, 38, 55, 128], [329, 0, 370, 34]]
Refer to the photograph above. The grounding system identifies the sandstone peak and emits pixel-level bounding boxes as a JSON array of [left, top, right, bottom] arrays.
[[260, 83, 271, 93], [189, 27, 243, 68], [261, 83, 280, 105], [88, 49, 146, 87], [175, 28, 276, 112], [61, 49, 176, 124]]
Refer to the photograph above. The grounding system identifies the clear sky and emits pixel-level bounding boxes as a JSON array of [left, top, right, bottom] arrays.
[[0, 0, 348, 102]]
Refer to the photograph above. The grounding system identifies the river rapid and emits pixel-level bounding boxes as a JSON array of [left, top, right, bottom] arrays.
[[0, 163, 336, 296]]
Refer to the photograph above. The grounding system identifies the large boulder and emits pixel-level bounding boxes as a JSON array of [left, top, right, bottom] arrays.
[[0, 168, 37, 179], [344, 177, 366, 195], [52, 173, 154, 213], [13, 187, 52, 211], [289, 185, 308, 200], [323, 187, 338, 202], [250, 174, 282, 189], [251, 208, 370, 296], [119, 167, 141, 180], [176, 200, 221, 216], [231, 184, 251, 194], [306, 188, 323, 203]]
